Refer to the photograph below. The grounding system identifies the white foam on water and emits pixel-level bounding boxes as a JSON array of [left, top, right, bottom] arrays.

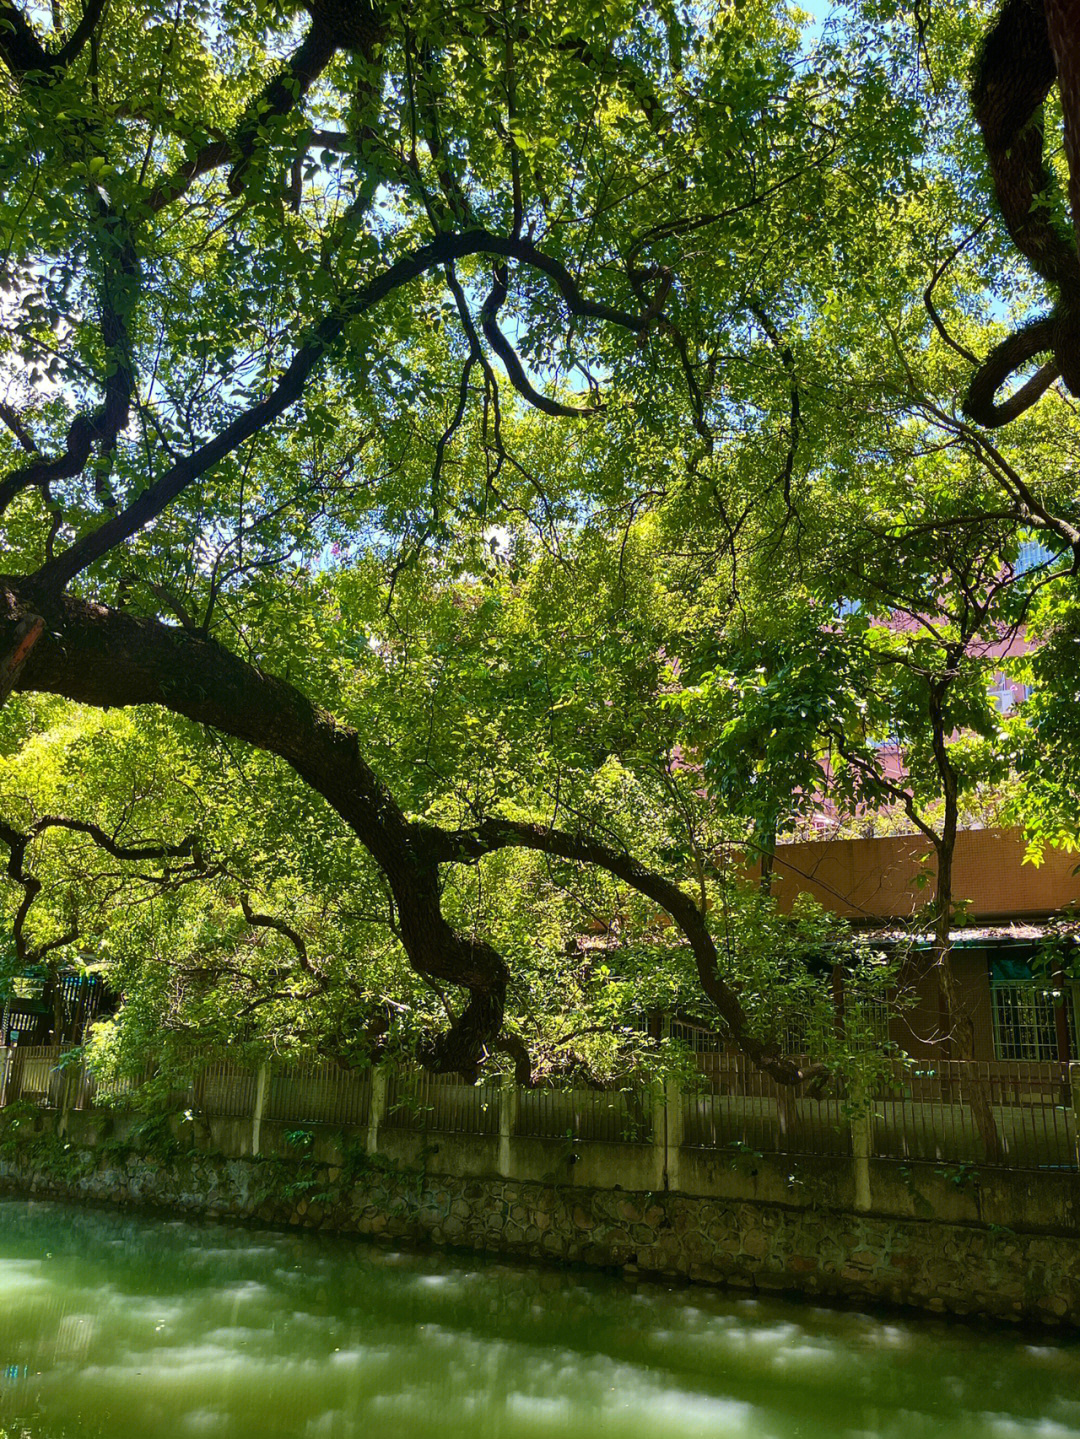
[[303, 1409, 353, 1437], [0, 1259, 49, 1295], [766, 1341, 836, 1371], [181, 1409, 230, 1434], [215, 1281, 273, 1302], [625, 1390, 759, 1436], [982, 1417, 1080, 1439], [327, 1346, 393, 1369], [505, 1392, 577, 1423], [198, 1326, 269, 1348]]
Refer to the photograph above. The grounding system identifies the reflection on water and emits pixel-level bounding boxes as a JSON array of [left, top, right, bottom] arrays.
[[0, 1199, 1078, 1439]]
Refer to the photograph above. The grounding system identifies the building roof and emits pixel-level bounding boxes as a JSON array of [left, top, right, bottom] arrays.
[[863, 923, 1077, 947]]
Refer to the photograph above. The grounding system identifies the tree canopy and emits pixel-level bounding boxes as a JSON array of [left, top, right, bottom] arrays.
[[1, 0, 1079, 1083]]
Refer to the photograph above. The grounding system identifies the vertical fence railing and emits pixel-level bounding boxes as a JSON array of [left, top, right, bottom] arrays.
[[686, 1054, 851, 1157], [191, 1060, 258, 1119], [264, 1061, 372, 1129], [0, 1046, 1077, 1174], [872, 1058, 1076, 1169], [514, 1084, 654, 1144], [382, 1069, 499, 1135]]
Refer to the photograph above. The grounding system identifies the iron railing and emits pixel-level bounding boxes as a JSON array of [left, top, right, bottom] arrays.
[[0, 1046, 1076, 1173]]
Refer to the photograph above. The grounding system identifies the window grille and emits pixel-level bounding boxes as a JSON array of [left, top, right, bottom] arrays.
[[990, 983, 1078, 1061], [669, 1019, 723, 1053], [847, 996, 892, 1050], [781, 1016, 810, 1055]]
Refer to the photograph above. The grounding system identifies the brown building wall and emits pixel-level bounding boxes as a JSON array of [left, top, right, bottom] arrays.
[[767, 828, 1080, 923]]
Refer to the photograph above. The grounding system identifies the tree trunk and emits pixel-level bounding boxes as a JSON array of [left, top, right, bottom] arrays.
[[928, 682, 1002, 1164], [1, 579, 815, 1086]]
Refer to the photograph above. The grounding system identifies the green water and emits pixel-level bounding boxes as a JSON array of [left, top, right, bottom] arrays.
[[0, 1200, 1078, 1439]]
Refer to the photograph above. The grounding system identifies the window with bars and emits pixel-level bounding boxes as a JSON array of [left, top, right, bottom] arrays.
[[990, 983, 1078, 1061], [1014, 538, 1055, 576], [847, 996, 892, 1050], [781, 992, 893, 1058], [669, 1019, 724, 1053]]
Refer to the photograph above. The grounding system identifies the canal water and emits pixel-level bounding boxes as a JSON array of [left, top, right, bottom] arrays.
[[0, 1199, 1078, 1438]]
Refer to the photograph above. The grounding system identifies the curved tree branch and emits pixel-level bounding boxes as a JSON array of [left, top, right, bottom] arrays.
[[239, 893, 315, 977], [1, 579, 816, 1083], [29, 229, 650, 594], [966, 0, 1080, 418], [963, 315, 1061, 427], [420, 816, 820, 1085]]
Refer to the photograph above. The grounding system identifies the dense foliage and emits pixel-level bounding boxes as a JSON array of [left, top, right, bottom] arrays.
[[0, 0, 1078, 1083]]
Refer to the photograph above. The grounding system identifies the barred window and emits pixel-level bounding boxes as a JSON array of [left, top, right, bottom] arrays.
[[669, 1019, 724, 1053], [1014, 539, 1055, 576], [847, 996, 892, 1050], [781, 1015, 810, 1055], [990, 984, 1077, 1061]]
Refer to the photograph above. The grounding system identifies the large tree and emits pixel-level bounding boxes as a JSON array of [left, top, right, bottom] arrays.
[[0, 0, 1077, 1080]]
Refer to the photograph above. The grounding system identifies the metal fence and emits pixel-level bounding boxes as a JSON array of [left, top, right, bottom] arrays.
[[515, 1085, 654, 1144], [0, 1045, 1076, 1173], [264, 1061, 371, 1129], [686, 1055, 850, 1157], [872, 1059, 1076, 1169], [689, 1053, 1079, 1169], [383, 1069, 498, 1135], [192, 1061, 259, 1119]]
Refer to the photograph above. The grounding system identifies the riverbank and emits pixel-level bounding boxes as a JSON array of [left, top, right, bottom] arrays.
[[2, 1106, 1079, 1326]]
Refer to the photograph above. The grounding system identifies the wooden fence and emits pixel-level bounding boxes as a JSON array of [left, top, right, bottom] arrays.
[[1, 1046, 1078, 1174]]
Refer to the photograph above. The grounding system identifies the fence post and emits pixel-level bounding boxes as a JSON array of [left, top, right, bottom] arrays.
[[652, 1081, 676, 1190], [251, 1061, 269, 1157], [1071, 1062, 1080, 1172], [664, 1078, 682, 1193], [367, 1065, 387, 1156], [498, 1072, 517, 1178], [850, 1082, 873, 1213], [57, 1060, 77, 1138], [6, 1048, 21, 1105], [0, 1047, 9, 1107]]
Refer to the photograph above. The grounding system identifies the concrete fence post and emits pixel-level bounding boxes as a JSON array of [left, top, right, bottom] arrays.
[[1071, 1062, 1080, 1172], [57, 1060, 77, 1138], [498, 1072, 517, 1178], [664, 1078, 683, 1193], [850, 1082, 873, 1213], [652, 1081, 674, 1190], [367, 1065, 388, 1156], [6, 1048, 21, 1105], [251, 1061, 269, 1157]]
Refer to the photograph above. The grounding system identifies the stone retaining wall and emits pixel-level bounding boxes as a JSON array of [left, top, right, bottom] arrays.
[[2, 1115, 1079, 1326]]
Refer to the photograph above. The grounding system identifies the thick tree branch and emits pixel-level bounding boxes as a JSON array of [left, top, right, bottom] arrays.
[[421, 816, 819, 1085], [239, 893, 315, 977], [2, 579, 505, 1075], [145, 11, 358, 212], [0, 0, 108, 78], [0, 401, 38, 454], [30, 229, 650, 594], [0, 196, 139, 520], [0, 580, 815, 1083]]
